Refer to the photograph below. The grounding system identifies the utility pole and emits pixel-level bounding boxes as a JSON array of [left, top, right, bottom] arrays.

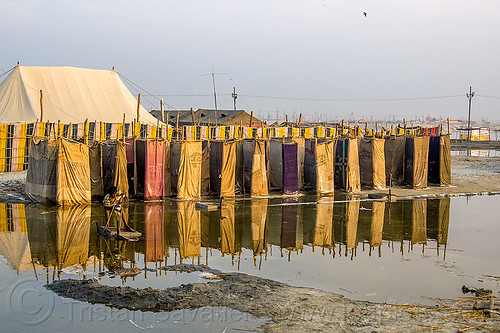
[[232, 87, 238, 111], [200, 70, 228, 111], [466, 86, 475, 142]]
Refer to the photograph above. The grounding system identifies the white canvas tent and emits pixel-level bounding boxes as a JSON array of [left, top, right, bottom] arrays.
[[0, 65, 159, 124]]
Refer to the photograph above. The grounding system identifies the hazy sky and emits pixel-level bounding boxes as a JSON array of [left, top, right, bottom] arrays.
[[1, 0, 499, 122]]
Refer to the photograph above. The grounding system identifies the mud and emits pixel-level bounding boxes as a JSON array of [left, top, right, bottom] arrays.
[[48, 265, 500, 332]]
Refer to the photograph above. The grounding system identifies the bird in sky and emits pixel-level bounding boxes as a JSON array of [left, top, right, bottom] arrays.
[[363, 12, 367, 17]]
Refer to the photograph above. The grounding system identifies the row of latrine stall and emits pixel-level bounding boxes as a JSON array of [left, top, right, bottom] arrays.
[[25, 133, 451, 204]]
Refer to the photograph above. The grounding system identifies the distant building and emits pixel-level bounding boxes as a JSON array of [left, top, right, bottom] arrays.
[[150, 109, 264, 126]]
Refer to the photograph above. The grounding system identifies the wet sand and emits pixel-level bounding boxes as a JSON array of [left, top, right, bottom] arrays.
[[48, 265, 500, 333]]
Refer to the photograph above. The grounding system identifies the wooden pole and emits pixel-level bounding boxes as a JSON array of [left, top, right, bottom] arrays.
[[40, 90, 44, 122], [298, 113, 302, 128], [447, 118, 450, 134], [83, 119, 88, 144], [122, 114, 126, 143], [57, 120, 60, 139], [160, 99, 164, 123], [136, 94, 141, 122], [249, 111, 254, 127], [191, 108, 195, 125], [176, 111, 180, 140], [197, 109, 202, 125], [403, 119, 407, 137], [285, 114, 288, 125]]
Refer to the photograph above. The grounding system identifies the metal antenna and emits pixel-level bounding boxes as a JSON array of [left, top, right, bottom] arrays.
[[200, 69, 228, 111], [232, 87, 238, 110]]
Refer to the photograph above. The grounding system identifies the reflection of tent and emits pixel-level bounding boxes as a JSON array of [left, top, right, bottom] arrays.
[[359, 138, 385, 190], [177, 141, 202, 199], [26, 138, 90, 204], [346, 200, 360, 249], [384, 136, 405, 186], [27, 205, 91, 269], [427, 198, 450, 245], [428, 134, 451, 186], [0, 65, 159, 124], [404, 136, 430, 189], [313, 199, 333, 249], [177, 201, 201, 259], [0, 204, 32, 271], [144, 203, 164, 262]]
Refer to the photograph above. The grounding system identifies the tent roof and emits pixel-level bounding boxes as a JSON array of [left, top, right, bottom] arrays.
[[0, 65, 159, 124]]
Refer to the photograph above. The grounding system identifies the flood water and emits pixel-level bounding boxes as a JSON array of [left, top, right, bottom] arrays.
[[0, 195, 499, 331]]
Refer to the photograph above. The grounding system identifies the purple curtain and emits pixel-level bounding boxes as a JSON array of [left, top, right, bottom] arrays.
[[283, 143, 299, 194]]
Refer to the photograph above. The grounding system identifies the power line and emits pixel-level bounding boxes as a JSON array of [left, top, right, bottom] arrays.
[[476, 94, 500, 100], [238, 94, 463, 102]]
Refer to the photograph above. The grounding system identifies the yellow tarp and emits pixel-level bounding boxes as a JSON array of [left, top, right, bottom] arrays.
[[221, 141, 236, 198], [177, 141, 202, 200], [438, 198, 450, 245], [440, 135, 451, 186], [315, 141, 335, 196], [359, 138, 385, 190], [113, 141, 129, 198], [251, 140, 269, 196], [57, 139, 91, 205], [56, 205, 91, 268], [347, 139, 361, 193]]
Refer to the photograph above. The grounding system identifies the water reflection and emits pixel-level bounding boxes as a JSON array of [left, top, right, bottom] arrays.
[[0, 197, 452, 279]]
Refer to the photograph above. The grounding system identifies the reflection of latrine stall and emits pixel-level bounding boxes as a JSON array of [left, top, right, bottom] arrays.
[[252, 199, 268, 259], [312, 199, 334, 252], [26, 205, 91, 278], [26, 138, 91, 205], [404, 136, 430, 189], [220, 202, 240, 256], [281, 198, 303, 260], [369, 202, 385, 255], [409, 199, 427, 246], [359, 138, 385, 190], [177, 201, 201, 261], [384, 136, 405, 186], [144, 203, 164, 262], [335, 138, 361, 193], [427, 198, 450, 247], [428, 134, 451, 186]]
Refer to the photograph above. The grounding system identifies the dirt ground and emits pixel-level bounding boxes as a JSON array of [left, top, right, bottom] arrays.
[[48, 265, 500, 333]]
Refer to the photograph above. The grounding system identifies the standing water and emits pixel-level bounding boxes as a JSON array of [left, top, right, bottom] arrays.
[[0, 195, 498, 331]]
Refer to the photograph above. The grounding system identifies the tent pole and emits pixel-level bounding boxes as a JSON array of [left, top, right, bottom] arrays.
[[136, 94, 141, 122], [40, 90, 44, 123], [160, 99, 164, 123], [191, 108, 195, 125]]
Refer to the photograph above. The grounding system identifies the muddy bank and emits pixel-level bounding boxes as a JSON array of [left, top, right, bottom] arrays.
[[48, 265, 499, 332]]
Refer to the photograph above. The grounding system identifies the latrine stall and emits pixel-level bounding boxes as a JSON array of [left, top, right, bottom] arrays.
[[359, 137, 385, 190], [243, 139, 269, 196], [177, 141, 202, 200], [404, 136, 430, 189], [26, 138, 90, 205], [384, 136, 405, 186], [303, 139, 335, 195], [101, 141, 128, 197], [209, 140, 236, 198], [428, 134, 451, 186], [335, 138, 361, 193], [135, 140, 165, 200]]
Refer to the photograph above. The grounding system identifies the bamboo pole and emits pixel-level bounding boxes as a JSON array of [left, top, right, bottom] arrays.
[[57, 120, 60, 139], [447, 118, 450, 135], [160, 99, 164, 123], [122, 114, 126, 143], [136, 94, 141, 122], [197, 109, 202, 125], [249, 111, 254, 127], [191, 108, 195, 125], [40, 90, 44, 122], [83, 119, 88, 144], [176, 111, 180, 140]]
